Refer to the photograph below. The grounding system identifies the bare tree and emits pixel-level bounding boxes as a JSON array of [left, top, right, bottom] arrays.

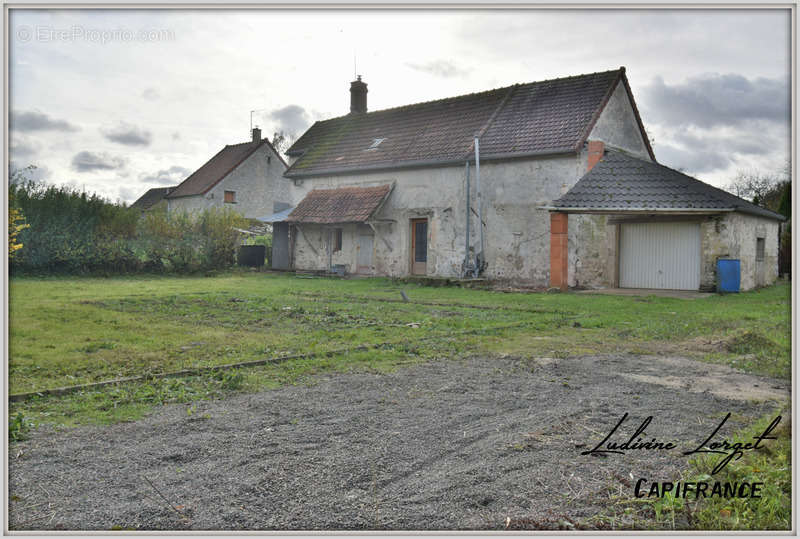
[[270, 131, 295, 155], [724, 167, 789, 206]]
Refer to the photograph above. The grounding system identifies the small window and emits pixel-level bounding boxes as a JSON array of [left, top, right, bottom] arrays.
[[366, 138, 386, 151], [333, 228, 343, 252], [756, 237, 765, 261], [224, 190, 236, 204], [267, 155, 271, 165]]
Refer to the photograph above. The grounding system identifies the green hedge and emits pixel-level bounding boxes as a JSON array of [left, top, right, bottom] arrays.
[[10, 180, 249, 275]]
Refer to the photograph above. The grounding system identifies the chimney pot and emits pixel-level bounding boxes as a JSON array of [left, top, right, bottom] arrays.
[[252, 127, 262, 142], [350, 76, 368, 114]]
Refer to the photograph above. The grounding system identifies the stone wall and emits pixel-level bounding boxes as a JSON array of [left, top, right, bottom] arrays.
[[168, 143, 290, 219], [287, 77, 655, 285], [701, 212, 780, 291]]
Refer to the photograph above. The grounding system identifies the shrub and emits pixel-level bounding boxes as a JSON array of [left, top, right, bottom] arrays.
[[9, 178, 249, 275], [9, 411, 33, 442]]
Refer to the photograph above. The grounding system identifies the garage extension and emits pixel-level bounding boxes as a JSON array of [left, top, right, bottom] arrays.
[[544, 147, 785, 291]]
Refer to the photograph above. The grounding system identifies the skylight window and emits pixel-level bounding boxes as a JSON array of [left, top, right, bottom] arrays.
[[366, 138, 386, 151]]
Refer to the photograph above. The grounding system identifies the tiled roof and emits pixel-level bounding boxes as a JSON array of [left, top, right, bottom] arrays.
[[549, 150, 785, 221], [285, 68, 650, 177], [167, 138, 284, 198], [286, 184, 393, 224], [130, 187, 174, 210]]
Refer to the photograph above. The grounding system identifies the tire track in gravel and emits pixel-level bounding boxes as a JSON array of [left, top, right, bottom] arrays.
[[9, 354, 787, 530]]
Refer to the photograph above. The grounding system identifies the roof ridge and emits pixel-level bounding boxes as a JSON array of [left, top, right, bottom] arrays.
[[311, 68, 624, 125], [286, 68, 626, 176], [167, 139, 276, 199], [227, 139, 261, 148]]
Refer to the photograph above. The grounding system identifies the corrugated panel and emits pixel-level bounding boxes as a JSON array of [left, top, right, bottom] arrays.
[[619, 222, 701, 290]]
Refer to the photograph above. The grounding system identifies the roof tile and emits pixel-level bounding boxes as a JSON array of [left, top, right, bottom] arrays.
[[551, 150, 785, 221], [286, 184, 392, 224], [130, 187, 174, 210], [167, 139, 279, 198], [286, 69, 625, 177]]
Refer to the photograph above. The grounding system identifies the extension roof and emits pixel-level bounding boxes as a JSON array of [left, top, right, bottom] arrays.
[[167, 138, 285, 199], [286, 184, 393, 224], [285, 67, 653, 178], [130, 187, 175, 210], [546, 149, 785, 221]]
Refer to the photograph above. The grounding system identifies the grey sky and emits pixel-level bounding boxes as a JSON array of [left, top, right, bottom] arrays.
[[8, 8, 791, 203]]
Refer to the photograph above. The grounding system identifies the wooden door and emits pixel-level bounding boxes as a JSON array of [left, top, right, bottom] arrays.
[[410, 218, 428, 275], [356, 227, 374, 274]]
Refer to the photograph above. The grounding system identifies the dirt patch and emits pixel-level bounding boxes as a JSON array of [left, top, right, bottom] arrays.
[[8, 354, 787, 531], [614, 355, 789, 402]]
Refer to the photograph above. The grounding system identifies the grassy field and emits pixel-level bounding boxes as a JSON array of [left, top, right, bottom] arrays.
[[9, 272, 791, 426], [7, 271, 792, 530]]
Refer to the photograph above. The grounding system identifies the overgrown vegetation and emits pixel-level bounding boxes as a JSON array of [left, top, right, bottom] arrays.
[[8, 190, 30, 260], [684, 411, 791, 530], [593, 408, 791, 531], [8, 412, 34, 442], [9, 176, 249, 275]]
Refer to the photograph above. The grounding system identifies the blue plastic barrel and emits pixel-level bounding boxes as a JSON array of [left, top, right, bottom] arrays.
[[717, 258, 741, 293]]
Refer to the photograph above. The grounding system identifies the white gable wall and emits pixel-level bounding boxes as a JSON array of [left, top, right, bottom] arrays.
[[168, 143, 291, 219], [588, 82, 652, 161]]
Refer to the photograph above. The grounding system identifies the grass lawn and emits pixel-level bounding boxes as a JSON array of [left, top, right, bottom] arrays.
[[9, 272, 791, 425], [7, 271, 792, 530]]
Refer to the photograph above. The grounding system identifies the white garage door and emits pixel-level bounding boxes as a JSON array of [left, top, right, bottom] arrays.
[[619, 222, 701, 290]]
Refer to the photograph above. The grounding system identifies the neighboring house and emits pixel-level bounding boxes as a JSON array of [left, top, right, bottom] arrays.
[[130, 186, 175, 213], [272, 68, 783, 291], [166, 128, 291, 219]]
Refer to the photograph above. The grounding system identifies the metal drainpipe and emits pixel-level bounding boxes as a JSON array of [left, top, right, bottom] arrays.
[[327, 228, 332, 272], [473, 136, 483, 278], [463, 160, 471, 277]]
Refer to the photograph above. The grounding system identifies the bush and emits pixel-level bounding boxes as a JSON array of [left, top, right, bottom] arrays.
[[9, 178, 249, 275], [9, 411, 33, 442]]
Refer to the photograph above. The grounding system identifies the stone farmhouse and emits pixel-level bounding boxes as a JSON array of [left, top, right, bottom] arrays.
[[269, 68, 783, 291], [165, 128, 290, 219]]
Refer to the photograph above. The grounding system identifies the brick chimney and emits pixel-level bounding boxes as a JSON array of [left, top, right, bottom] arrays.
[[587, 140, 604, 171], [252, 127, 262, 142], [350, 75, 368, 114]]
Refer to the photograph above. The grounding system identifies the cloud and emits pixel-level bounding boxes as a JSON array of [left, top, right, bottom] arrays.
[[267, 105, 312, 138], [671, 128, 775, 157], [9, 135, 40, 158], [405, 60, 471, 78], [118, 185, 142, 203], [655, 144, 732, 174], [641, 73, 789, 129], [71, 151, 127, 172], [11, 110, 80, 132], [101, 122, 153, 146], [652, 119, 789, 179], [138, 165, 190, 186], [142, 87, 160, 101]]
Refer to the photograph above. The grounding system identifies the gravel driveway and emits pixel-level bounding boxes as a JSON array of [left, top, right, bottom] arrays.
[[8, 353, 788, 530]]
